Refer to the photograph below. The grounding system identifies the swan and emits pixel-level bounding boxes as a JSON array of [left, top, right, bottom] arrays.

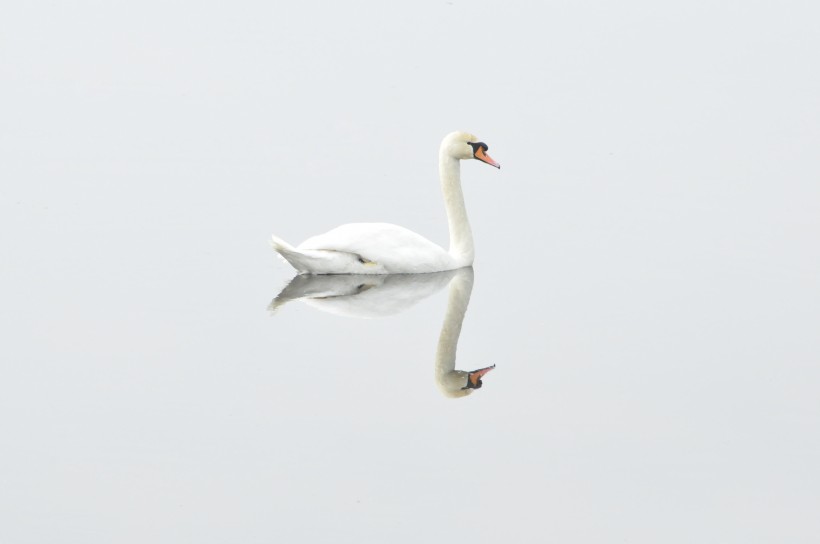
[[270, 131, 500, 274]]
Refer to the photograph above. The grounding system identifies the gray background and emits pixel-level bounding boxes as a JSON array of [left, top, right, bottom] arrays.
[[2, 1, 819, 542]]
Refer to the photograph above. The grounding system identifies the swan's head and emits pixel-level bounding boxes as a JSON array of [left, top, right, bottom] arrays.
[[441, 131, 500, 169]]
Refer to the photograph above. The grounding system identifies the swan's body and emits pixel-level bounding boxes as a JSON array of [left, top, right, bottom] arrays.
[[271, 131, 500, 275]]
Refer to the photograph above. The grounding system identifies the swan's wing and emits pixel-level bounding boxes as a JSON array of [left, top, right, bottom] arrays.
[[272, 233, 384, 274], [298, 223, 453, 273]]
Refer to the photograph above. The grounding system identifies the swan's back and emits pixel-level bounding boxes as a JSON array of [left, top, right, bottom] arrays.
[[298, 223, 456, 274]]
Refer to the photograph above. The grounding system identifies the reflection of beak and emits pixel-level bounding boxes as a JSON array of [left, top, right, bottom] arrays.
[[463, 364, 496, 389], [475, 147, 501, 169]]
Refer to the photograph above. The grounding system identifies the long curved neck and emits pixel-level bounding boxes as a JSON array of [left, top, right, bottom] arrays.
[[439, 153, 474, 265]]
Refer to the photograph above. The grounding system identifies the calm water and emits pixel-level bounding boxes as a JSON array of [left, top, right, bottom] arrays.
[[3, 1, 819, 542]]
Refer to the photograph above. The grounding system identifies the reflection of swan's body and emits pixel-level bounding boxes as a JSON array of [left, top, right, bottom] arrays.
[[268, 270, 457, 318], [270, 131, 500, 275], [269, 267, 493, 396]]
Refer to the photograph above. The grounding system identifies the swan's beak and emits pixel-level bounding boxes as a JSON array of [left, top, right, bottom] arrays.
[[462, 364, 496, 390], [475, 147, 501, 169]]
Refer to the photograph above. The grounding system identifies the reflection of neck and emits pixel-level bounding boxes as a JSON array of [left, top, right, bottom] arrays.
[[440, 154, 474, 266], [435, 267, 474, 396]]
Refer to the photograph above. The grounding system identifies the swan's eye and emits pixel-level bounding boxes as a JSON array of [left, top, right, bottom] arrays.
[[468, 141, 488, 156]]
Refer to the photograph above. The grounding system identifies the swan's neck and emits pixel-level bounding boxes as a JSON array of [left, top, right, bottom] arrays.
[[439, 154, 474, 266]]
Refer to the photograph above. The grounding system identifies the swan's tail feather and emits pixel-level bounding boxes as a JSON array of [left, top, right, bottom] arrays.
[[270, 234, 309, 273], [271, 234, 340, 274], [270, 234, 295, 253]]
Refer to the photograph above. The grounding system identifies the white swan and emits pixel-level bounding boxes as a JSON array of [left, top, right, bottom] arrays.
[[271, 131, 500, 274]]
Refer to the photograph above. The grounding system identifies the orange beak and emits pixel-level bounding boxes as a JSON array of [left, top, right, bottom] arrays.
[[475, 147, 501, 169], [467, 364, 496, 388]]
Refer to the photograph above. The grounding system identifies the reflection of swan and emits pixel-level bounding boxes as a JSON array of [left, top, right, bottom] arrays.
[[269, 267, 493, 397], [268, 270, 457, 318], [270, 131, 500, 275]]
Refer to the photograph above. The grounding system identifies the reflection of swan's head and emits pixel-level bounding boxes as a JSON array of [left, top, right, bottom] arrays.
[[441, 131, 501, 169], [437, 365, 496, 399]]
